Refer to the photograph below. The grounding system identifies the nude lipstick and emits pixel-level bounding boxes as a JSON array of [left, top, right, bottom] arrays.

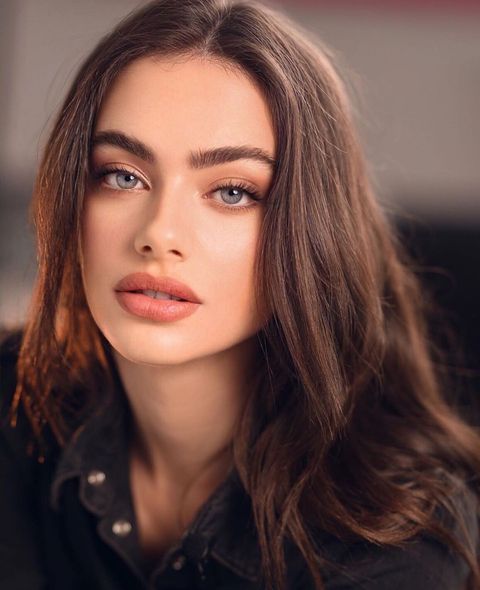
[[114, 272, 202, 322]]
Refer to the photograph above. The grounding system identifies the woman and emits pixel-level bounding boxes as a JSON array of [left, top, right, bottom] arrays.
[[1, 0, 479, 588]]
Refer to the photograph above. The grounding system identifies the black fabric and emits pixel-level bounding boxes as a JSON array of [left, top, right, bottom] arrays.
[[0, 330, 478, 590]]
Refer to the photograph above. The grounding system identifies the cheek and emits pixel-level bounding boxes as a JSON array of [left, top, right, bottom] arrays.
[[193, 221, 264, 351], [80, 202, 122, 290], [81, 199, 130, 262], [207, 218, 261, 306]]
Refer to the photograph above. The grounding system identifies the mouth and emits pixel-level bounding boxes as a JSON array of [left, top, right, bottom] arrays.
[[114, 272, 202, 304], [128, 289, 188, 302], [115, 289, 201, 322]]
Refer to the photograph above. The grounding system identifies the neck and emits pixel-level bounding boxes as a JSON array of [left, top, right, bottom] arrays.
[[113, 336, 260, 494]]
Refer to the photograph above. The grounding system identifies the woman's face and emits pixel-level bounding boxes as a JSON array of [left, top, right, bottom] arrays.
[[81, 55, 275, 366]]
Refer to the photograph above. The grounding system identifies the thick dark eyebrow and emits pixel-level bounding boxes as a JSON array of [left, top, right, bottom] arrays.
[[92, 131, 155, 163], [91, 130, 276, 170]]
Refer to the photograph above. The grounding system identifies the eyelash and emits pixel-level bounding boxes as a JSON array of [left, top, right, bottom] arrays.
[[91, 166, 262, 212]]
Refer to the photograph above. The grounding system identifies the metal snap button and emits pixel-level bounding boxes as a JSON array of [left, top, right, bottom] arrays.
[[171, 554, 186, 571], [87, 469, 106, 485], [112, 519, 132, 537]]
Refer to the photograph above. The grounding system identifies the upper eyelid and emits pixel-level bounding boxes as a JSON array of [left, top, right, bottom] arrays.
[[95, 164, 144, 176], [94, 165, 149, 188], [94, 165, 260, 192]]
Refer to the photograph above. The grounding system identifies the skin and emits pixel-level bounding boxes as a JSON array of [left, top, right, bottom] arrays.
[[80, 54, 275, 553]]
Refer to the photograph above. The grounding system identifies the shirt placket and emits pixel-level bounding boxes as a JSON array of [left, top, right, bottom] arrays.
[[50, 389, 262, 589]]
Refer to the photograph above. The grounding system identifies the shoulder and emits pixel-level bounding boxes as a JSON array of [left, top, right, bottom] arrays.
[[294, 482, 479, 590], [0, 327, 40, 482], [0, 326, 23, 423], [0, 327, 50, 588]]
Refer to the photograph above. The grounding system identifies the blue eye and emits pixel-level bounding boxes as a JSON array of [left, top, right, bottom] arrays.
[[218, 186, 247, 205], [94, 167, 147, 190], [210, 182, 262, 211], [91, 166, 263, 212], [111, 171, 141, 190]]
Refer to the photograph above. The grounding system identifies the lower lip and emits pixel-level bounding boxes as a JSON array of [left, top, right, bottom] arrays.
[[115, 291, 201, 322]]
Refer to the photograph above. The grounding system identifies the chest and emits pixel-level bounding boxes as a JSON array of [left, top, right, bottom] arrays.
[[129, 462, 184, 562], [128, 456, 216, 567]]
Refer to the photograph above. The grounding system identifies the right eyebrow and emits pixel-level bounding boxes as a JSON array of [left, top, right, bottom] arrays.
[[91, 130, 276, 171], [92, 131, 155, 163]]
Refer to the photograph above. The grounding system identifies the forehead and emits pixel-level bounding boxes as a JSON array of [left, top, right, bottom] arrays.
[[94, 55, 275, 158]]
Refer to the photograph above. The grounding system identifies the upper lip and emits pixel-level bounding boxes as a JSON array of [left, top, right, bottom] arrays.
[[114, 272, 202, 303]]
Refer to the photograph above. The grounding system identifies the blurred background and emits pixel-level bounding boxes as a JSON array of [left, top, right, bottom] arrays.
[[1, 0, 479, 401]]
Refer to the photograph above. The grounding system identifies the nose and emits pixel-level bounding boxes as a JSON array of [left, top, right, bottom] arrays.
[[133, 178, 192, 260]]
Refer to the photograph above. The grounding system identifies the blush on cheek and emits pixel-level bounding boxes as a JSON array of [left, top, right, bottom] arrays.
[[83, 207, 126, 256]]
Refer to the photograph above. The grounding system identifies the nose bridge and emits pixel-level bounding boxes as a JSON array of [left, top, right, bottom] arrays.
[[152, 173, 187, 224], [135, 172, 192, 253]]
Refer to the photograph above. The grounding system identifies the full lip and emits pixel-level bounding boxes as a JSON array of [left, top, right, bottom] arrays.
[[114, 272, 202, 303]]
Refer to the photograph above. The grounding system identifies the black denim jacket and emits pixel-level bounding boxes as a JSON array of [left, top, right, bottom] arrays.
[[1, 331, 478, 590]]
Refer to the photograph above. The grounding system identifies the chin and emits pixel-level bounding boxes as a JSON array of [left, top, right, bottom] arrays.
[[111, 339, 199, 367]]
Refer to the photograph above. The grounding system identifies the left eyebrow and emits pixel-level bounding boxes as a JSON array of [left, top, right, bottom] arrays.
[[91, 130, 276, 171]]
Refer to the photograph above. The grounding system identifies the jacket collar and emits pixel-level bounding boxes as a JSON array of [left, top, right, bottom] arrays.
[[49, 380, 261, 583]]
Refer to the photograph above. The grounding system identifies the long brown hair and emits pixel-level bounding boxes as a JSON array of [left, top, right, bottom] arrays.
[[6, 0, 480, 588]]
